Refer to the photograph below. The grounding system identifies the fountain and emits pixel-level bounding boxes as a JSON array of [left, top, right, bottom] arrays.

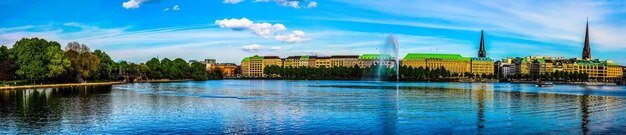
[[376, 34, 400, 81]]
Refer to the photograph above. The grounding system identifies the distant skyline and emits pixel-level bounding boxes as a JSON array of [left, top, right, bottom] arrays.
[[2, 0, 626, 64]]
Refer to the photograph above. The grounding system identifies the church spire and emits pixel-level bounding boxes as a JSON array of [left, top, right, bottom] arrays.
[[478, 30, 486, 58], [582, 18, 591, 60]]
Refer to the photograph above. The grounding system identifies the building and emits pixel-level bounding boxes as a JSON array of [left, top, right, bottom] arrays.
[[358, 54, 395, 68], [402, 53, 470, 74], [204, 59, 216, 71], [471, 57, 494, 76], [623, 66, 626, 78], [496, 20, 623, 81], [284, 56, 315, 68], [400, 31, 493, 76], [241, 56, 263, 77], [315, 57, 331, 68], [330, 55, 359, 67], [212, 63, 237, 77], [471, 30, 495, 76], [263, 56, 283, 67], [498, 58, 518, 78]]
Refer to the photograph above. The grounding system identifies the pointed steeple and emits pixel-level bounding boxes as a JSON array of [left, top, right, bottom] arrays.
[[582, 18, 591, 60], [478, 30, 486, 58]]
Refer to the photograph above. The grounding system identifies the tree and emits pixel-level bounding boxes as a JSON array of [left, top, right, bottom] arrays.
[[92, 50, 114, 80], [191, 62, 208, 81], [171, 58, 189, 79], [0, 45, 15, 81], [12, 38, 71, 83], [64, 42, 100, 82], [146, 57, 162, 79], [161, 58, 173, 79]]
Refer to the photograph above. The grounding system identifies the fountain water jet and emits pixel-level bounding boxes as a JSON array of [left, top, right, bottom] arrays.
[[375, 34, 400, 81]]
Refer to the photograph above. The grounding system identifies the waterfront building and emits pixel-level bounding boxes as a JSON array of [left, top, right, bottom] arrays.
[[330, 55, 359, 67], [498, 58, 518, 78], [358, 54, 395, 68], [212, 63, 238, 77], [497, 20, 623, 81], [401, 31, 493, 76], [401, 53, 471, 74], [263, 56, 283, 67], [315, 57, 331, 68], [471, 30, 495, 76], [204, 59, 216, 71], [284, 56, 316, 68], [471, 57, 494, 76], [241, 55, 263, 77]]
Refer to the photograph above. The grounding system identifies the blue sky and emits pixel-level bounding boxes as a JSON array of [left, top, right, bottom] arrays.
[[1, 0, 626, 64]]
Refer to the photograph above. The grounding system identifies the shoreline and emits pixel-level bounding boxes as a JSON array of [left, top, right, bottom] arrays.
[[0, 81, 127, 90], [1, 79, 620, 90], [0, 79, 198, 90]]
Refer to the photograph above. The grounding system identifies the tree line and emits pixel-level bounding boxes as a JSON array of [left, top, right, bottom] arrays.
[[503, 70, 590, 82], [0, 38, 222, 85], [262, 64, 489, 81]]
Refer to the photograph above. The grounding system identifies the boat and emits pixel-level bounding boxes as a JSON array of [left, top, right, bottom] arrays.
[[536, 81, 553, 87]]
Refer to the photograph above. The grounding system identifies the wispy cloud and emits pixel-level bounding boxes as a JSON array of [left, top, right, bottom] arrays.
[[333, 0, 626, 50]]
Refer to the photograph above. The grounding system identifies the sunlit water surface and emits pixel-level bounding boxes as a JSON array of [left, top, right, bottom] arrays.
[[2, 80, 626, 134]]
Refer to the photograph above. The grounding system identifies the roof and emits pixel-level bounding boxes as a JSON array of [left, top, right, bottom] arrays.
[[359, 54, 394, 60], [576, 60, 621, 66], [263, 56, 280, 59], [402, 53, 470, 61], [300, 55, 310, 60], [242, 55, 263, 61], [331, 55, 359, 58]]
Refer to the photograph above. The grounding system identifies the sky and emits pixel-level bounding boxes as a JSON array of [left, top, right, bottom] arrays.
[[1, 0, 626, 64]]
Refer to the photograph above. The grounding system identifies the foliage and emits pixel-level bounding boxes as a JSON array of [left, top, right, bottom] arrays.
[[146, 58, 162, 79], [92, 50, 114, 80], [64, 42, 101, 81], [11, 38, 71, 82], [191, 62, 209, 80], [0, 45, 16, 81]]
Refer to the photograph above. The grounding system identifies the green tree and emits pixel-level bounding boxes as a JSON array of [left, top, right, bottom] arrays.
[[161, 58, 173, 79], [64, 42, 100, 81], [191, 62, 208, 81], [92, 50, 114, 80], [12, 38, 70, 83], [172, 58, 189, 79], [146, 57, 162, 79]]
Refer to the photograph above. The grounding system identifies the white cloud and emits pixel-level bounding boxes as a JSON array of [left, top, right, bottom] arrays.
[[270, 46, 282, 50], [307, 2, 317, 8], [215, 18, 306, 42], [163, 8, 169, 11], [215, 18, 254, 31], [253, 0, 317, 9], [122, 0, 140, 9], [242, 44, 262, 52], [122, 0, 160, 9], [223, 0, 244, 4], [275, 30, 308, 43], [172, 5, 180, 11]]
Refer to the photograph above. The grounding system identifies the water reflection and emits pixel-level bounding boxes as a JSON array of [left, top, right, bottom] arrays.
[[1, 80, 626, 134], [0, 86, 112, 134]]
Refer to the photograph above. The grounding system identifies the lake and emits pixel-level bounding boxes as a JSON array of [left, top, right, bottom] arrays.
[[2, 80, 626, 134]]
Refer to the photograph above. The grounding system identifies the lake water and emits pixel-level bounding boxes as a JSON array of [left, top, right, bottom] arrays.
[[2, 80, 626, 134]]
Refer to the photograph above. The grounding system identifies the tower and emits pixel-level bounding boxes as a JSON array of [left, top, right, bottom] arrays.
[[478, 30, 486, 58], [582, 19, 591, 60]]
